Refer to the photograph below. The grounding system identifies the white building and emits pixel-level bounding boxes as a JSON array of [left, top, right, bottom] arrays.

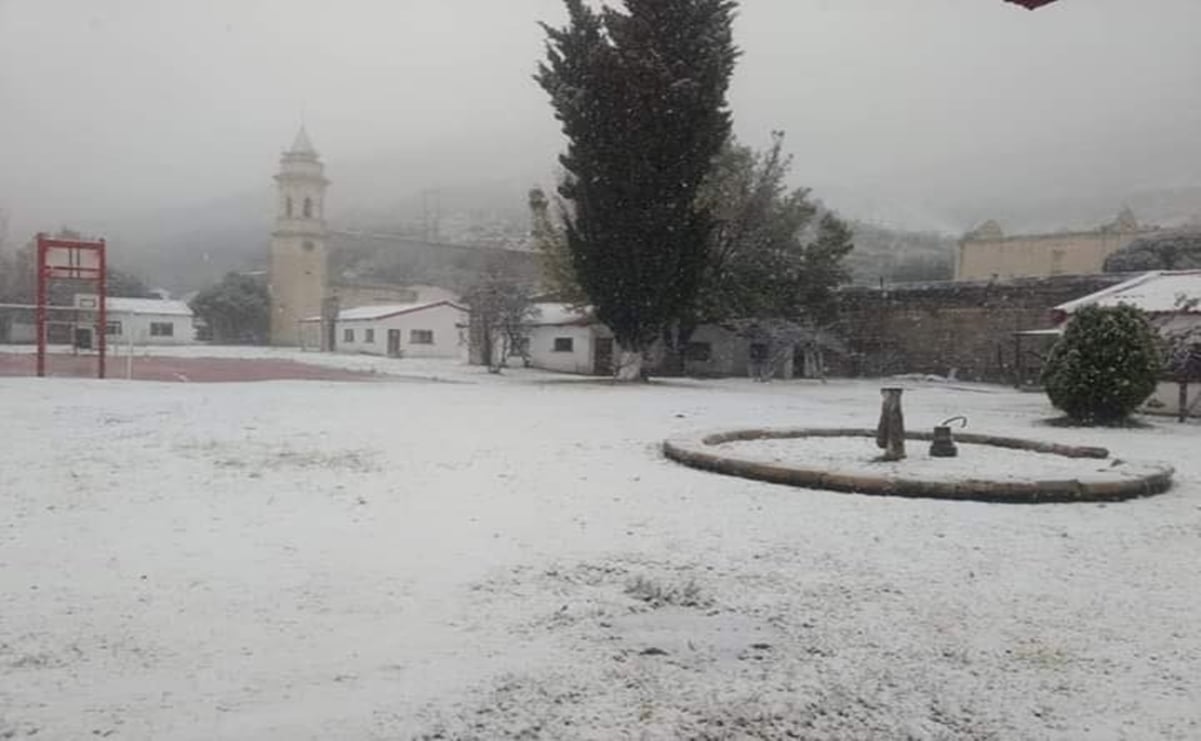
[[72, 295, 197, 347], [315, 300, 468, 358], [522, 303, 616, 375], [1055, 270, 1201, 418]]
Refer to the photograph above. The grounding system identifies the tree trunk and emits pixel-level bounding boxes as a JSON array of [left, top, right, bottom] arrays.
[[489, 334, 506, 374], [876, 387, 906, 461], [614, 349, 645, 382]]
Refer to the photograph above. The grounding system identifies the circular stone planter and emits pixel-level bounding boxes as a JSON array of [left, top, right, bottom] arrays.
[[663, 428, 1174, 503]]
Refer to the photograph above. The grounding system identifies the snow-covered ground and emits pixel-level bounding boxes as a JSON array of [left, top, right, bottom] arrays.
[[2, 363, 1200, 739], [715, 436, 1165, 484]]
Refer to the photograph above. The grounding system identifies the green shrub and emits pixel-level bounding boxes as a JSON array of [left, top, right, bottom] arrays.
[[1042, 305, 1161, 424]]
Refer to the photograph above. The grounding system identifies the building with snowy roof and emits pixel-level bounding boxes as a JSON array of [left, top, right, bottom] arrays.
[[72, 295, 197, 347], [302, 300, 468, 358], [1054, 270, 1201, 418]]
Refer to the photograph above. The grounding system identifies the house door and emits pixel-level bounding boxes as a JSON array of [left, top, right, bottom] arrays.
[[387, 329, 401, 357], [594, 337, 614, 376]]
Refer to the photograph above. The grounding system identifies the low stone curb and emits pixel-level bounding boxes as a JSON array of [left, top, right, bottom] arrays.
[[663, 428, 1174, 504]]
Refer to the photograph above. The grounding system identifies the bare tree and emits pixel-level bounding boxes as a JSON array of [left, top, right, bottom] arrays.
[[727, 317, 845, 382], [464, 268, 540, 373]]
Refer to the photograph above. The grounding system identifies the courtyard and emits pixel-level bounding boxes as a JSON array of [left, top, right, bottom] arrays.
[[1, 357, 1199, 738]]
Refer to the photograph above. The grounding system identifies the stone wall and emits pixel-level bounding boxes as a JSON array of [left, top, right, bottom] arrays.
[[830, 274, 1128, 383]]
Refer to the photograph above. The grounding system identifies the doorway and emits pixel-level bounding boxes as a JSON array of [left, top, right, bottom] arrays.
[[387, 329, 402, 357]]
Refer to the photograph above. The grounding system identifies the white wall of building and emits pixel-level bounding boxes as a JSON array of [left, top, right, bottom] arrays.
[[682, 324, 750, 377], [527, 325, 600, 374], [106, 311, 195, 346], [337, 303, 466, 358], [1144, 381, 1201, 418]]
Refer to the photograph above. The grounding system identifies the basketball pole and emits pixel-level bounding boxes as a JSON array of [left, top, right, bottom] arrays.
[[97, 239, 107, 379], [35, 234, 46, 377]]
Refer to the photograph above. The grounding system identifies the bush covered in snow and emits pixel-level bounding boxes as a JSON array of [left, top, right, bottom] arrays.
[[1042, 305, 1160, 424]]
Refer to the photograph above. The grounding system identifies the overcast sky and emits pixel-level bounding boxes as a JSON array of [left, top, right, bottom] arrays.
[[2, 0, 1200, 240]]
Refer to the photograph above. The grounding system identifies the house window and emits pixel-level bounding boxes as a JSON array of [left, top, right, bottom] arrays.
[[553, 337, 574, 353], [365, 328, 375, 344], [105, 321, 122, 336], [303, 197, 313, 218], [149, 322, 174, 337], [686, 342, 712, 362], [344, 328, 355, 343], [410, 329, 434, 345]]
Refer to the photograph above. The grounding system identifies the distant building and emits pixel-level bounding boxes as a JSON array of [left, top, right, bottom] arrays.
[[956, 209, 1154, 281], [268, 127, 330, 347], [1054, 270, 1201, 418], [521, 303, 616, 375], [303, 300, 467, 359], [73, 295, 196, 346], [499, 304, 814, 379], [266, 128, 537, 347]]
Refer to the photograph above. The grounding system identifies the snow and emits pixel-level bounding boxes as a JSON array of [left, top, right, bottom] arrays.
[[105, 297, 193, 317], [333, 300, 467, 322], [530, 302, 591, 326], [2, 367, 1201, 738], [1057, 270, 1201, 315], [715, 436, 1167, 484]]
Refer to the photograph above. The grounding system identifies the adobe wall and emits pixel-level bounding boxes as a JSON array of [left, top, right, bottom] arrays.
[[831, 274, 1128, 382]]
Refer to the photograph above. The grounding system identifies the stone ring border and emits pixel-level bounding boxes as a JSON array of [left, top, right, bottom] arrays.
[[663, 428, 1175, 503]]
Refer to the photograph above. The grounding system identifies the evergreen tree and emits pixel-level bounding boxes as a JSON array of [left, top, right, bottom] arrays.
[[1041, 305, 1161, 424], [189, 272, 269, 344], [528, 186, 585, 306], [537, 0, 739, 379], [663, 133, 854, 373]]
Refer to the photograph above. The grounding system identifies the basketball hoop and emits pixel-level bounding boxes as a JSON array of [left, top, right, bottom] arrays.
[[35, 233, 107, 378]]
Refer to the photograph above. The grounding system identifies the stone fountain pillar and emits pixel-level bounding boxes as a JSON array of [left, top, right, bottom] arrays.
[[876, 387, 906, 461]]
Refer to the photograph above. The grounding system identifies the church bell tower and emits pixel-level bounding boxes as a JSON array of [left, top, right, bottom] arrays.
[[269, 127, 329, 346]]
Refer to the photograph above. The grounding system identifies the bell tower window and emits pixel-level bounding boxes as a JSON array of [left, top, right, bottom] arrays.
[[303, 197, 313, 218], [286, 196, 293, 218]]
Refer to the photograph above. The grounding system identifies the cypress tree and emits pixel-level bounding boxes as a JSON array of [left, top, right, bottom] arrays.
[[536, 0, 739, 379]]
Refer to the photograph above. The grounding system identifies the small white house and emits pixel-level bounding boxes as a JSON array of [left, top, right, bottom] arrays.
[[522, 303, 616, 375], [1055, 270, 1201, 418], [73, 295, 196, 346], [326, 300, 468, 358]]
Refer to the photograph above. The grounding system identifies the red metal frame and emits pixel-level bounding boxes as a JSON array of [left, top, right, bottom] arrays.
[[35, 233, 107, 379]]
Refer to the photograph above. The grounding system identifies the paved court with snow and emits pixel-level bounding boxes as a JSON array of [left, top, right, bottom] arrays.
[[2, 354, 1200, 738]]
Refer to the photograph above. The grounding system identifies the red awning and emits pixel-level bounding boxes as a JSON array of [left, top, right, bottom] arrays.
[[1004, 0, 1059, 8]]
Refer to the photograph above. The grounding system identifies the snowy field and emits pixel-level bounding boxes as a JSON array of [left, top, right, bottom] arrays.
[[2, 357, 1201, 739]]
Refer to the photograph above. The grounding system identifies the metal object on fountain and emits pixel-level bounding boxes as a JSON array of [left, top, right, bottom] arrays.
[[930, 416, 968, 458]]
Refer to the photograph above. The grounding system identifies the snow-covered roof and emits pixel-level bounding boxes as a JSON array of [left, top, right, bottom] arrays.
[[528, 303, 594, 326], [334, 300, 467, 322], [1055, 270, 1201, 316], [106, 298, 193, 317]]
